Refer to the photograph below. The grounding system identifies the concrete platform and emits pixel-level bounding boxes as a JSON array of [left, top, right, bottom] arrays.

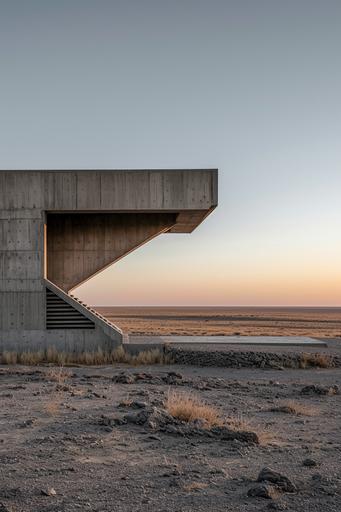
[[127, 335, 327, 347]]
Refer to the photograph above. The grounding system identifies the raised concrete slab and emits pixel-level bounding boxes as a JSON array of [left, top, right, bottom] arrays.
[[127, 335, 327, 347]]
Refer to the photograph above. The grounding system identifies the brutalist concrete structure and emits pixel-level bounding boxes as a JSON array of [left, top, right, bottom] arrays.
[[0, 169, 217, 352]]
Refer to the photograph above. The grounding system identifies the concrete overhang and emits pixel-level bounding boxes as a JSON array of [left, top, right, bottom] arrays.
[[0, 169, 218, 233]]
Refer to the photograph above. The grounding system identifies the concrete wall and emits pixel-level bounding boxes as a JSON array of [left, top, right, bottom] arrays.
[[0, 207, 45, 332], [0, 326, 114, 353]]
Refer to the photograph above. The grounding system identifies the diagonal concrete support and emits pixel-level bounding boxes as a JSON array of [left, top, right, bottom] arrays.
[[47, 212, 177, 292]]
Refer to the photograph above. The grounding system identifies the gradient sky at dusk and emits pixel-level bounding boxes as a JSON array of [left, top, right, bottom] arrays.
[[1, 1, 340, 306]]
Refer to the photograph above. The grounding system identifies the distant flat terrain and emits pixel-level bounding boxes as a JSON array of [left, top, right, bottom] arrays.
[[96, 307, 341, 338]]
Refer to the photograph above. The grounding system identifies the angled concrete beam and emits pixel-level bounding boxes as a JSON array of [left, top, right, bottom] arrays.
[[47, 212, 177, 291]]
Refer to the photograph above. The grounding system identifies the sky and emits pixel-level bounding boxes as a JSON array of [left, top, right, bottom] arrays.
[[0, 0, 340, 306]]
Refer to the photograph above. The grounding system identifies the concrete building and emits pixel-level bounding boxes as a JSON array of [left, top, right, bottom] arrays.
[[0, 169, 218, 352]]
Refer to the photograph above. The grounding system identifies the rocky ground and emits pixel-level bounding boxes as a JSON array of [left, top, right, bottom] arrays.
[[0, 363, 340, 512]]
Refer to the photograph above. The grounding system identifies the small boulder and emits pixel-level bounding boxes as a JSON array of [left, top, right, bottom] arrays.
[[99, 414, 126, 427], [112, 373, 135, 384], [130, 401, 148, 409], [300, 384, 339, 396], [211, 425, 260, 445], [41, 487, 57, 497], [257, 467, 296, 493], [247, 484, 280, 499], [134, 372, 154, 381], [124, 412, 144, 424], [302, 458, 318, 467], [162, 372, 183, 385]]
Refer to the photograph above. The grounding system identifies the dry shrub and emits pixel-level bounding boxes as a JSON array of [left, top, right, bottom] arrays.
[[45, 399, 61, 416], [270, 399, 318, 416], [112, 346, 173, 366], [45, 366, 72, 385], [165, 390, 223, 427], [299, 353, 333, 369], [111, 345, 131, 364], [165, 391, 274, 443], [0, 351, 45, 365], [132, 348, 173, 366], [0, 346, 173, 367], [1, 351, 18, 364], [43, 366, 73, 416]]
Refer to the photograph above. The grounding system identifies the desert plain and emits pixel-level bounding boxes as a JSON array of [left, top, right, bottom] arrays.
[[98, 306, 341, 338], [1, 307, 341, 512]]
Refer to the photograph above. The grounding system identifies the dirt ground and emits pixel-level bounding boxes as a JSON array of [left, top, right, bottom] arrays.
[[1, 363, 340, 511], [98, 306, 341, 338]]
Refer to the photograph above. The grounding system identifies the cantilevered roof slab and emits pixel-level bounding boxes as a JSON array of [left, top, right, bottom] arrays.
[[0, 169, 217, 232]]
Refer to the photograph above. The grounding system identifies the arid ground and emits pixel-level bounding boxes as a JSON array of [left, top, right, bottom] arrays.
[[1, 363, 340, 512], [1, 308, 340, 511], [98, 306, 341, 338]]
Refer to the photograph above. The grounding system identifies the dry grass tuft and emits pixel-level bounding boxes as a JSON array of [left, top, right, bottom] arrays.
[[1, 351, 18, 365], [43, 365, 73, 413], [45, 366, 73, 385], [165, 390, 223, 427], [0, 346, 173, 367], [165, 391, 274, 444], [225, 415, 274, 445], [299, 353, 333, 369], [270, 399, 318, 416], [44, 399, 61, 416], [225, 415, 252, 432], [118, 398, 133, 407], [111, 346, 174, 366], [183, 482, 208, 492]]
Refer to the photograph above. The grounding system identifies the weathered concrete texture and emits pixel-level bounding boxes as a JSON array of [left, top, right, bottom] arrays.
[[0, 170, 217, 220], [47, 212, 177, 291], [0, 326, 113, 353], [0, 169, 217, 352]]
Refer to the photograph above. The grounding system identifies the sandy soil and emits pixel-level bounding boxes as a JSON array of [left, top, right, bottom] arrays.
[[97, 306, 341, 338], [1, 363, 340, 511]]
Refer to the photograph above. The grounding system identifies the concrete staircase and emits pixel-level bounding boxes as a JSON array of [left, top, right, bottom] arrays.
[[45, 279, 123, 344]]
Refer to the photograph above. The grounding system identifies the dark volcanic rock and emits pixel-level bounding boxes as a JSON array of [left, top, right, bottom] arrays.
[[112, 373, 135, 384], [247, 483, 280, 499], [210, 425, 259, 444], [303, 458, 318, 467], [161, 371, 183, 385], [257, 467, 297, 493], [300, 384, 339, 396], [99, 414, 126, 427], [123, 405, 260, 444], [124, 406, 175, 429]]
